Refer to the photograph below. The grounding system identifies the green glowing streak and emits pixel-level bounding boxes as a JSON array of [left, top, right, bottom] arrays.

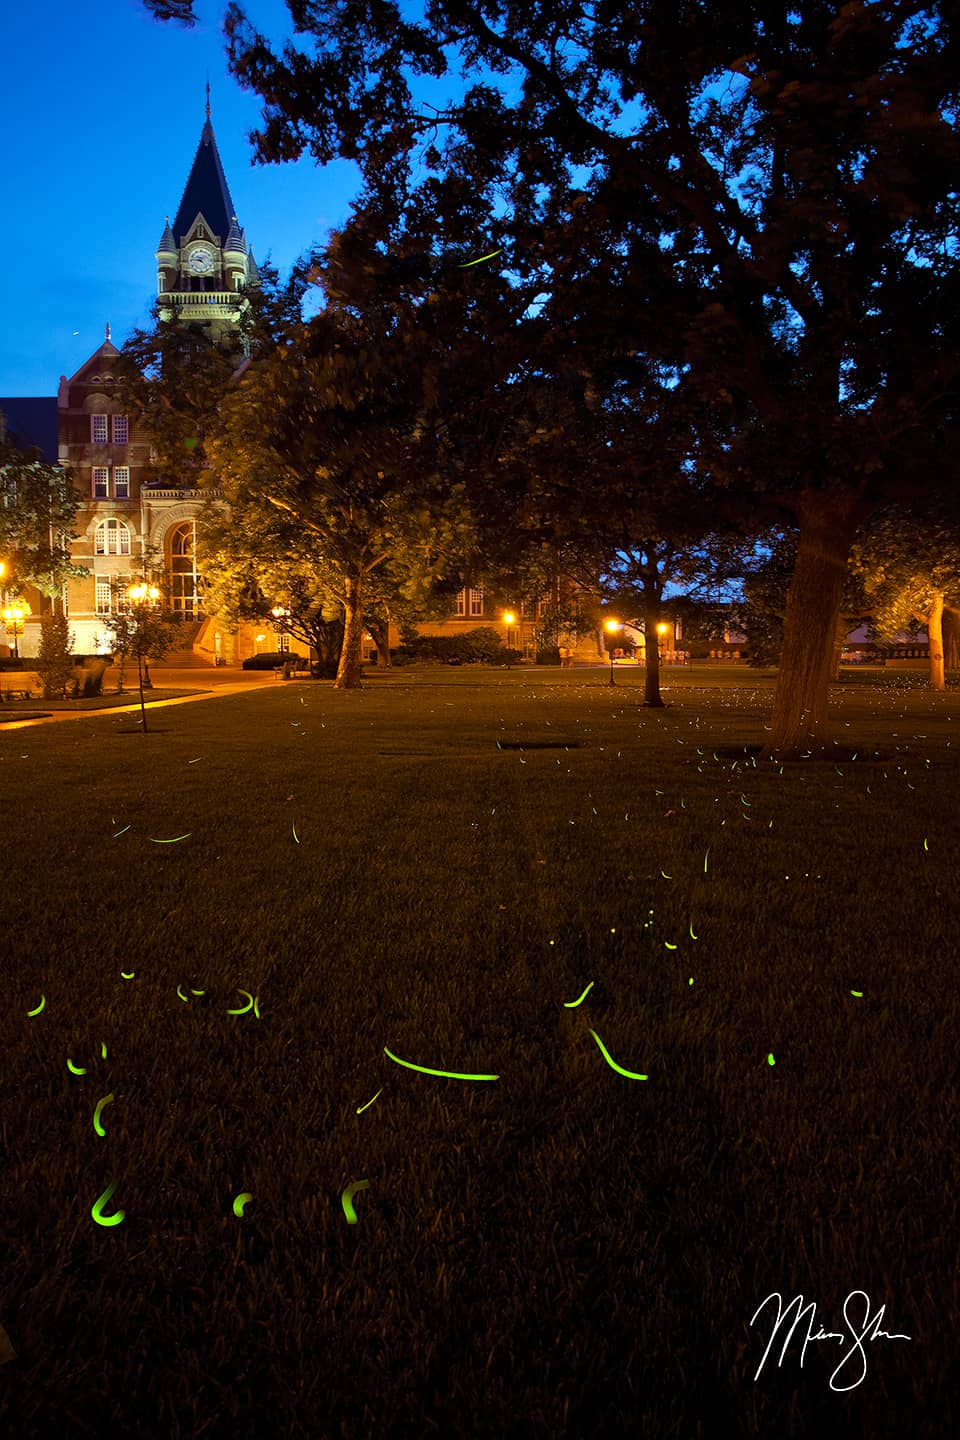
[[767, 1053, 776, 1066], [253, 995, 261, 1018], [740, 794, 751, 806], [233, 1192, 253, 1217], [292, 821, 300, 844], [341, 1179, 370, 1224], [67, 1059, 86, 1075], [356, 1088, 383, 1114], [27, 995, 45, 1017], [661, 870, 673, 879], [190, 988, 204, 996], [113, 825, 131, 838], [703, 848, 710, 873], [851, 990, 863, 997], [101, 1042, 107, 1058], [177, 985, 189, 1002], [383, 1045, 499, 1081], [665, 941, 677, 950], [91, 1180, 125, 1227], [564, 981, 595, 1008], [228, 990, 254, 1015], [120, 971, 135, 980], [689, 977, 694, 985], [588, 1029, 648, 1080], [93, 1093, 115, 1137], [689, 922, 698, 939], [148, 834, 191, 844], [923, 837, 929, 851], [458, 247, 503, 267], [768, 819, 774, 828]]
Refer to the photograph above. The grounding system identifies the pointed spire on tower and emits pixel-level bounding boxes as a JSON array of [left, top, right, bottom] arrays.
[[206, 75, 211, 121], [105, 322, 111, 341], [172, 102, 239, 247]]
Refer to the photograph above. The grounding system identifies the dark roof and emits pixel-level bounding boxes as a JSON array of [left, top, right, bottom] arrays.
[[157, 217, 177, 254], [172, 116, 240, 248], [0, 397, 59, 463], [225, 215, 245, 252]]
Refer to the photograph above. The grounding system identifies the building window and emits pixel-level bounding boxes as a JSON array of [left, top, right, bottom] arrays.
[[469, 588, 484, 617], [95, 577, 113, 615], [92, 467, 109, 499], [113, 467, 130, 499], [276, 632, 290, 653], [456, 589, 466, 616], [91, 415, 109, 444], [169, 520, 200, 617], [112, 415, 129, 444], [95, 518, 131, 556]]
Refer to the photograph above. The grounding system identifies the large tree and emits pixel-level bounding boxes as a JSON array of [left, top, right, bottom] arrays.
[[115, 258, 312, 487], [147, 0, 960, 755], [0, 438, 85, 603], [207, 273, 481, 687], [850, 503, 960, 690]]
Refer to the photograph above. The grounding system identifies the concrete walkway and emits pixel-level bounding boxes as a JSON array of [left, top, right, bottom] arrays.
[[0, 665, 282, 730]]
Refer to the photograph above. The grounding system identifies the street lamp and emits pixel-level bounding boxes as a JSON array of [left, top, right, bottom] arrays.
[[604, 618, 622, 686], [127, 583, 160, 729], [503, 611, 516, 652], [3, 600, 30, 661], [657, 622, 668, 664]]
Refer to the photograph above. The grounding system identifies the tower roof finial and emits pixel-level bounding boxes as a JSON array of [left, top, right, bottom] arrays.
[[105, 321, 111, 341], [206, 75, 211, 121]]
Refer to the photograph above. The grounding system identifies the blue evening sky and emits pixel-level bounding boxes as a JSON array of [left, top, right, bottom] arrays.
[[2, 0, 365, 396]]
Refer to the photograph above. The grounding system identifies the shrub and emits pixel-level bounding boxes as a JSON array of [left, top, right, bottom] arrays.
[[36, 612, 75, 698], [536, 646, 560, 665], [242, 652, 309, 671], [82, 659, 109, 696], [397, 627, 509, 665]]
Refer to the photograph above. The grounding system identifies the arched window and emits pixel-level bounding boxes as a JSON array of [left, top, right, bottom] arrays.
[[169, 521, 201, 617], [95, 519, 131, 556]]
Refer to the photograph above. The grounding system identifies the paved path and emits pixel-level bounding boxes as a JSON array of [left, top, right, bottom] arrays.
[[0, 666, 282, 730]]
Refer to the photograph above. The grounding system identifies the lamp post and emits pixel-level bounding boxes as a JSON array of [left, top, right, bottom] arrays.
[[604, 618, 622, 686], [503, 611, 516, 654], [3, 600, 29, 661], [127, 583, 160, 730], [657, 622, 668, 664]]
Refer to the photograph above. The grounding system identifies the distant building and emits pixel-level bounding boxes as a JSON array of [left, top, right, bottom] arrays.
[[3, 99, 259, 662]]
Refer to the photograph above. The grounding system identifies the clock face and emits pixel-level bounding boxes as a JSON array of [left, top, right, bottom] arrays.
[[188, 248, 214, 275]]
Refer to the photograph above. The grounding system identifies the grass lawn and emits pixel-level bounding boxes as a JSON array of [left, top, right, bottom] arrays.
[[0, 666, 956, 1439]]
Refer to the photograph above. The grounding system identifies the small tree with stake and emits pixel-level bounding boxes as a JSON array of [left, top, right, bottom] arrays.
[[102, 584, 180, 731]]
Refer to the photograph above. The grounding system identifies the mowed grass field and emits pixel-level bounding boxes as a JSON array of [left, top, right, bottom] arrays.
[[1, 666, 957, 1440]]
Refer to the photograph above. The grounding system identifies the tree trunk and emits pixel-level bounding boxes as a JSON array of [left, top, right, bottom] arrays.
[[830, 613, 848, 682], [763, 493, 866, 759], [367, 617, 392, 668], [643, 603, 665, 708], [927, 591, 945, 691], [943, 606, 959, 671], [334, 576, 364, 689]]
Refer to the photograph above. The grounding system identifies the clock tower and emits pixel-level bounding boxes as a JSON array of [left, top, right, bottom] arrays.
[[155, 88, 259, 345]]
